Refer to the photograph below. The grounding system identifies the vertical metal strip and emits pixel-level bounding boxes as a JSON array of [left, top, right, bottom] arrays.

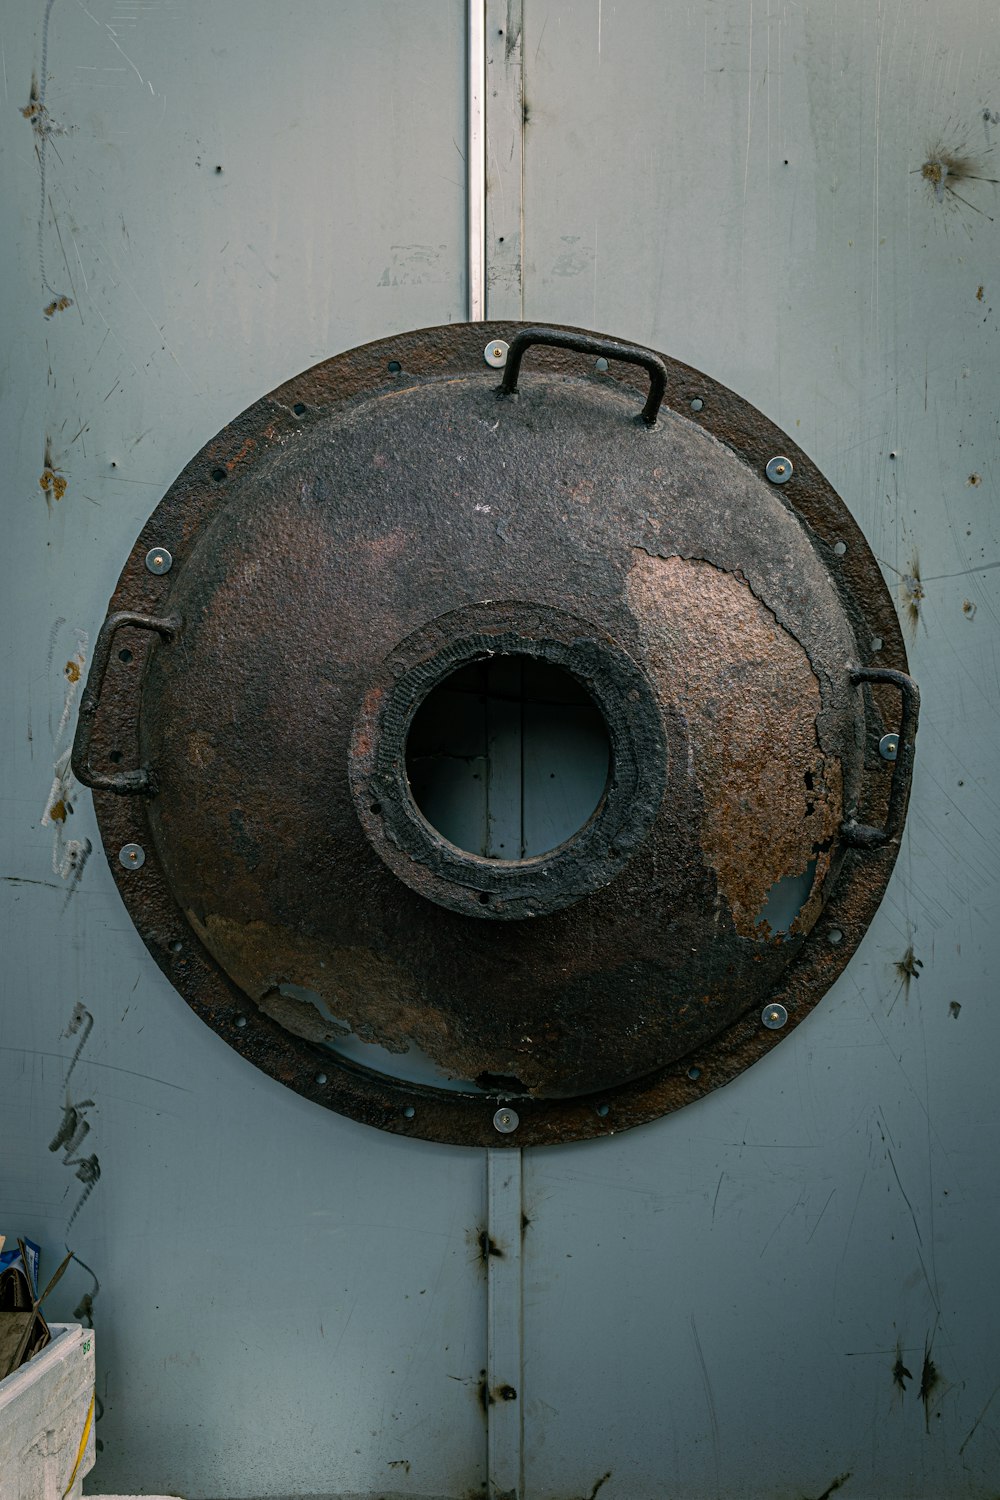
[[476, 7, 525, 1492], [484, 0, 525, 320], [487, 1147, 524, 1499], [468, 0, 487, 320]]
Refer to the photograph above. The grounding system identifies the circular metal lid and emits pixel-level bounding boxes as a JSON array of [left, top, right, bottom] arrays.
[[73, 323, 917, 1146]]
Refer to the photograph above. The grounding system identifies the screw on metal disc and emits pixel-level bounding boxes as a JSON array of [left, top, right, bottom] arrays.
[[879, 733, 899, 762], [484, 339, 509, 369], [765, 455, 793, 484], [145, 547, 173, 575], [762, 1002, 788, 1030], [493, 1106, 520, 1133], [118, 843, 145, 869]]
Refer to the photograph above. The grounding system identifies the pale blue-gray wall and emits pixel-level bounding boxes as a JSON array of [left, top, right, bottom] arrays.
[[1, 2, 998, 1497]]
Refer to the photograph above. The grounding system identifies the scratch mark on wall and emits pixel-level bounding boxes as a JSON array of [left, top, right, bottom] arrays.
[[959, 1380, 1000, 1455], [807, 1474, 851, 1500], [49, 1003, 101, 1231], [806, 1187, 837, 1243], [76, 0, 149, 89], [23, 0, 73, 317], [690, 1316, 721, 1491], [585, 1472, 612, 1500], [885, 1148, 922, 1245], [89, 231, 196, 387], [47, 1001, 103, 1443]]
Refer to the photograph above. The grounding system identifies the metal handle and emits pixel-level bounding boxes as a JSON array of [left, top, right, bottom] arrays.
[[72, 610, 181, 794], [497, 326, 667, 427], [842, 667, 920, 847]]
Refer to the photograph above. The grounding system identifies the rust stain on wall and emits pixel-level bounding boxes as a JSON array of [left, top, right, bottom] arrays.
[[919, 140, 999, 223]]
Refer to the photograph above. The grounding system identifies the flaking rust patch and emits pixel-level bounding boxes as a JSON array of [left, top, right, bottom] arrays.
[[40, 439, 68, 501], [39, 467, 67, 499], [626, 554, 841, 939]]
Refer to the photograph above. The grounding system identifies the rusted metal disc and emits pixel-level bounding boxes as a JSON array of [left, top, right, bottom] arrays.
[[77, 322, 917, 1146]]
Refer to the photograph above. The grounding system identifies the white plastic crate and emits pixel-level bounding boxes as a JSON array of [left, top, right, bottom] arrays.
[[0, 1323, 95, 1500]]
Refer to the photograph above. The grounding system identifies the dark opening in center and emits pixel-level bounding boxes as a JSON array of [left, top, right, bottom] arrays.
[[405, 655, 611, 859]]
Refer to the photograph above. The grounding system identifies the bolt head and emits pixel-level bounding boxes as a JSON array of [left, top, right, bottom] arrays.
[[765, 455, 794, 485], [118, 842, 145, 869], [493, 1106, 520, 1134], [762, 1002, 788, 1030], [484, 339, 509, 369], [145, 546, 173, 575], [879, 733, 899, 762]]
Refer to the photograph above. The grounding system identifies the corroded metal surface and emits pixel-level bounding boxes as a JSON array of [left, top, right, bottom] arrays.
[[75, 321, 917, 1146]]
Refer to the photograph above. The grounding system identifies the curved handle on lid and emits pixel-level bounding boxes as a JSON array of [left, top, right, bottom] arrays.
[[842, 667, 920, 847], [72, 609, 181, 794], [497, 326, 668, 427]]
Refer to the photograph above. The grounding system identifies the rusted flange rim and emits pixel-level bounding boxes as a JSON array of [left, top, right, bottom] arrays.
[[350, 603, 668, 920], [86, 321, 911, 1148]]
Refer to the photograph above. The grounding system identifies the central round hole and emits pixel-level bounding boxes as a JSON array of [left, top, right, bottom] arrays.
[[405, 655, 611, 859]]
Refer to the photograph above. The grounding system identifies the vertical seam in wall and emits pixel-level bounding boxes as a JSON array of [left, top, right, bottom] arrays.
[[484, 0, 525, 321], [468, 0, 487, 320], [487, 1146, 525, 1498], [476, 10, 526, 1485]]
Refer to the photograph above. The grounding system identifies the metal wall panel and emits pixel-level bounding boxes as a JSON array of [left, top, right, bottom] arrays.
[[1, 4, 487, 1498], [2, 1, 999, 1497], [519, 3, 1000, 1497]]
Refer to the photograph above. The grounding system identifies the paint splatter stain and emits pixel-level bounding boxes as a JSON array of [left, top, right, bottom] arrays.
[[895, 946, 923, 986], [919, 1344, 942, 1432], [893, 1351, 913, 1392], [901, 560, 925, 635], [976, 284, 985, 300], [920, 148, 998, 215], [811, 1474, 852, 1500], [43, 624, 91, 895]]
